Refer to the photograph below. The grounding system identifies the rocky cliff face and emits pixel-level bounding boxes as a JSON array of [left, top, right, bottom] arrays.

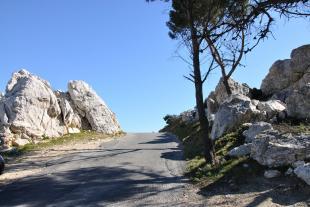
[[0, 69, 121, 149]]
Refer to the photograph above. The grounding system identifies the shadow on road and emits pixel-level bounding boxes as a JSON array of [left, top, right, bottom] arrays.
[[0, 165, 187, 206], [0, 133, 189, 207], [140, 133, 185, 162]]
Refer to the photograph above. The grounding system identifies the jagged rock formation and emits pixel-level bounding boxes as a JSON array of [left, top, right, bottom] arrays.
[[0, 70, 121, 148], [68, 80, 121, 134], [261, 44, 310, 119]]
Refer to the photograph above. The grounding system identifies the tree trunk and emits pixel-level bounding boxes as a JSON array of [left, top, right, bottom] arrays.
[[191, 30, 215, 164], [222, 76, 232, 96]]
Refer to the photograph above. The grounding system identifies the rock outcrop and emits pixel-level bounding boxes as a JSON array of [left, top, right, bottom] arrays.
[[286, 84, 310, 119], [206, 78, 251, 122], [68, 81, 121, 134], [257, 100, 286, 119], [251, 130, 310, 167], [261, 45, 310, 119], [55, 91, 82, 134], [211, 94, 263, 140], [0, 70, 121, 148], [1, 70, 66, 143]]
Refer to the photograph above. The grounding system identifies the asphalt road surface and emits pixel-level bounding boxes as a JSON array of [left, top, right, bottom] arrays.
[[0, 133, 193, 207]]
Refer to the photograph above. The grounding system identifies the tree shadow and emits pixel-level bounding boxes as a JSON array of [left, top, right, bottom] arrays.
[[0, 165, 188, 206], [139, 133, 179, 145], [0, 133, 190, 206]]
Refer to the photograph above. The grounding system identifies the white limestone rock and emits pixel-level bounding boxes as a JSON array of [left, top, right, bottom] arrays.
[[12, 138, 30, 147], [251, 130, 310, 167], [55, 91, 82, 134], [68, 80, 121, 134], [257, 100, 286, 118], [286, 84, 310, 120], [206, 78, 251, 121], [1, 69, 66, 142], [261, 45, 310, 119], [211, 94, 263, 140]]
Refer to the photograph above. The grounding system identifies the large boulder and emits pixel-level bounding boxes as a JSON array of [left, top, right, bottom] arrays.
[[0, 70, 122, 148], [261, 59, 295, 96], [286, 84, 310, 119], [213, 77, 251, 105], [257, 100, 286, 118], [251, 130, 310, 167], [206, 78, 251, 122], [211, 94, 263, 140], [68, 80, 121, 134], [1, 70, 66, 144], [261, 45, 310, 119]]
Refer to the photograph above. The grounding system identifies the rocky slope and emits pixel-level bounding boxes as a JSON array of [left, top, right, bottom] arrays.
[[0, 69, 121, 149], [162, 44, 310, 186]]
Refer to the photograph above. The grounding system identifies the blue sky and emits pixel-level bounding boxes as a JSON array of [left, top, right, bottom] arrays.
[[0, 1, 309, 132]]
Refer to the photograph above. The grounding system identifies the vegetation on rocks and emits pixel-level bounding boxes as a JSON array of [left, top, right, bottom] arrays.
[[161, 116, 310, 188], [161, 118, 257, 182]]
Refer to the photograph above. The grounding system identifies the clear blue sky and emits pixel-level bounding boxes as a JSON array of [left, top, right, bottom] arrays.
[[0, 1, 309, 132]]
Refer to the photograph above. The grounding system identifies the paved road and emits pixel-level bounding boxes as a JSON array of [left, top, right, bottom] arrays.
[[0, 133, 193, 207]]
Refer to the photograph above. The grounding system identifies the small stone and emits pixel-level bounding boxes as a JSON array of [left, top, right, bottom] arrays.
[[243, 163, 249, 168], [68, 128, 80, 134], [285, 168, 294, 176], [264, 170, 281, 179]]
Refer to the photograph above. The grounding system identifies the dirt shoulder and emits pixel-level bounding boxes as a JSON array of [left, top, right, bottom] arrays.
[[0, 132, 121, 185]]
